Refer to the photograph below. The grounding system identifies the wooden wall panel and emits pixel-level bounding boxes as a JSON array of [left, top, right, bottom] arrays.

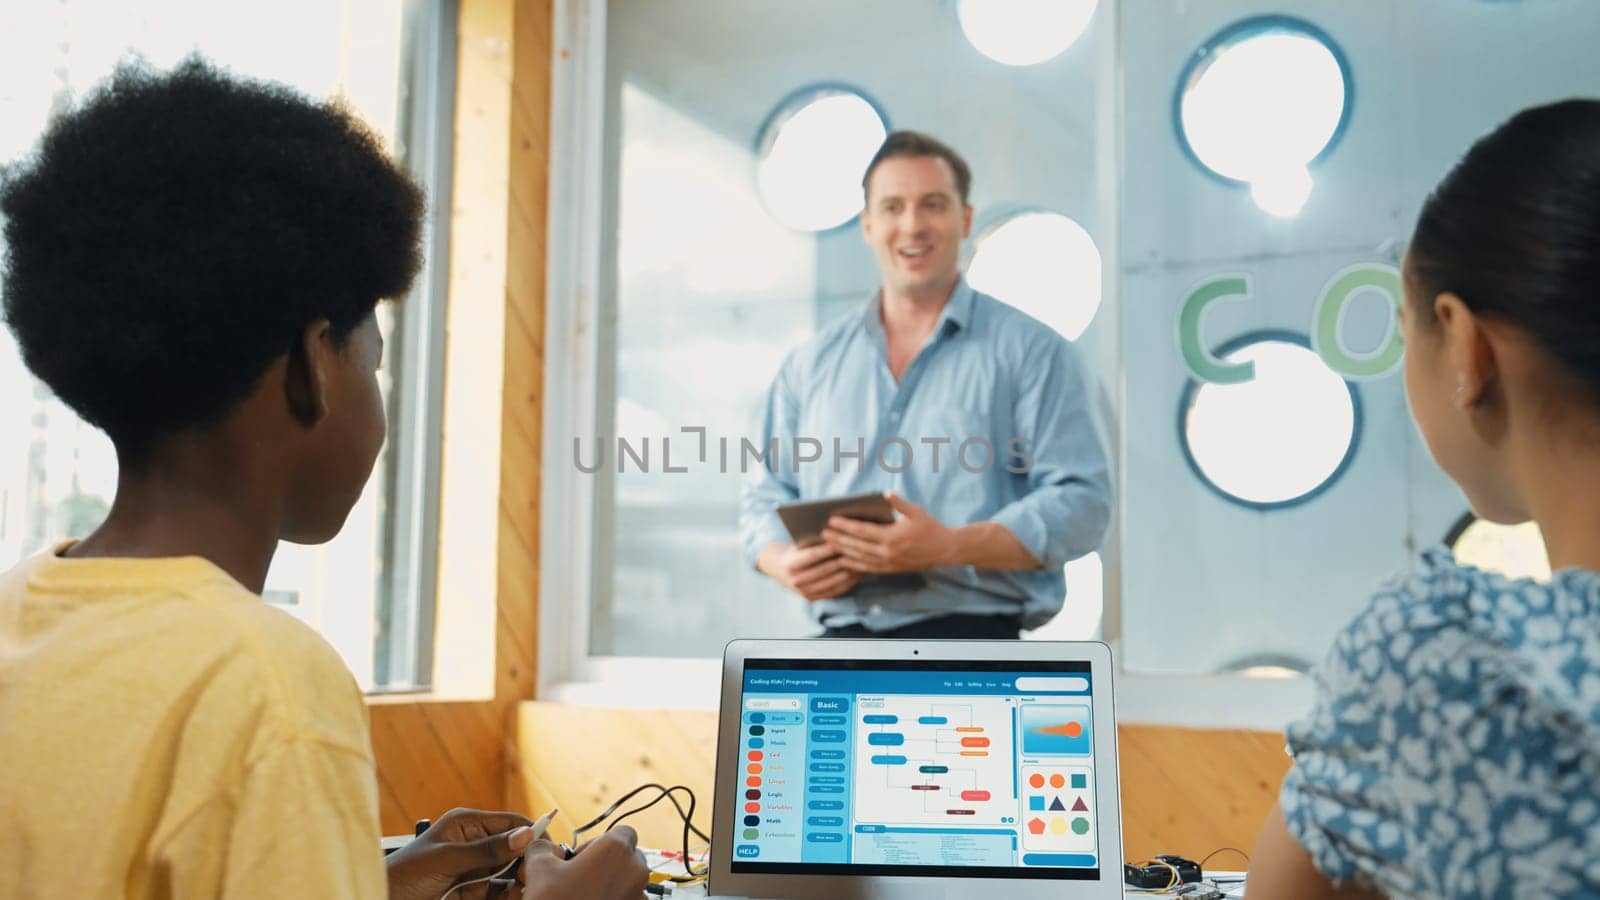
[[509, 703, 1291, 866], [496, 0, 550, 709], [370, 702, 505, 828], [510, 703, 720, 851], [368, 0, 552, 836], [1116, 725, 1289, 863]]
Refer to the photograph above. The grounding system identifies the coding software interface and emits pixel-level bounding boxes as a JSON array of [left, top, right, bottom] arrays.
[[731, 659, 1102, 880]]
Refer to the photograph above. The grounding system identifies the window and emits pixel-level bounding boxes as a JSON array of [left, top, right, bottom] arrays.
[[581, 79, 822, 660], [1180, 332, 1360, 509], [1174, 16, 1351, 216], [956, 0, 1099, 67], [0, 339, 117, 570], [966, 210, 1102, 340], [549, 0, 1115, 700], [1447, 512, 1551, 583], [755, 86, 888, 232], [0, 0, 452, 692], [1022, 551, 1104, 641]]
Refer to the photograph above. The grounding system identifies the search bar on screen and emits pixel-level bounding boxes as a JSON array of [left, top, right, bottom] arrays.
[[745, 698, 803, 711], [1014, 676, 1090, 693]]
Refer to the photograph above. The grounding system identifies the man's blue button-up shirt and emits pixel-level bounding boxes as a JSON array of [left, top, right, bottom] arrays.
[[739, 280, 1111, 631]]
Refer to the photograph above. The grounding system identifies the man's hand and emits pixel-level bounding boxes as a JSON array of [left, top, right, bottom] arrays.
[[386, 807, 536, 900], [522, 826, 649, 900], [757, 540, 860, 601], [822, 493, 954, 574]]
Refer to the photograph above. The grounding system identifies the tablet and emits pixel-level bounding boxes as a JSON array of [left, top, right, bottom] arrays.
[[777, 492, 894, 547]]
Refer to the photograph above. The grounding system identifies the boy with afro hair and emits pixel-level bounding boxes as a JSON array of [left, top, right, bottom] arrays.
[[0, 59, 645, 900]]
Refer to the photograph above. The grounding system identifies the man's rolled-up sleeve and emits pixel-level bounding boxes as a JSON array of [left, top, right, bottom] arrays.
[[988, 337, 1111, 570], [740, 355, 802, 569]]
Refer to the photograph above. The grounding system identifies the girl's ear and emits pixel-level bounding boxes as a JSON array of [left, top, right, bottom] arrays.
[[1434, 292, 1496, 408]]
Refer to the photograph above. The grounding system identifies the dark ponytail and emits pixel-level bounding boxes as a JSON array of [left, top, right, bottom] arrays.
[[1409, 99, 1600, 389]]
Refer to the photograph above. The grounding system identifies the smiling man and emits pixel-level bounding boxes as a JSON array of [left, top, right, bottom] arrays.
[[740, 131, 1111, 638]]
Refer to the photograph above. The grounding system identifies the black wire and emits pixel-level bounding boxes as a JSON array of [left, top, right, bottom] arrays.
[[572, 782, 670, 838], [572, 783, 709, 881], [572, 782, 711, 844], [1199, 846, 1250, 870], [606, 785, 706, 880], [606, 786, 710, 844]]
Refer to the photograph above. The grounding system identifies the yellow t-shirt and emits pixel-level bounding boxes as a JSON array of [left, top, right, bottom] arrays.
[[0, 543, 386, 898]]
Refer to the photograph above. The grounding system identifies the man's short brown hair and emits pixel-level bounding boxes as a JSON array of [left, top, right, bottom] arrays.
[[861, 130, 973, 204]]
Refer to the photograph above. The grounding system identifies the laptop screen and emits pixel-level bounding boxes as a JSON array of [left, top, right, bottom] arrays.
[[730, 658, 1103, 881]]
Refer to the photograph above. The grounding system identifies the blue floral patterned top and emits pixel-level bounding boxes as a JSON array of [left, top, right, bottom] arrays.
[[1280, 547, 1600, 899]]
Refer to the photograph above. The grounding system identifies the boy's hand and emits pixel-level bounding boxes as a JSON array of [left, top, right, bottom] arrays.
[[522, 826, 649, 900], [386, 807, 536, 900]]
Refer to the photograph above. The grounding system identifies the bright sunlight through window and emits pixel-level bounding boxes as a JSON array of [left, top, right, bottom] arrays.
[[756, 88, 887, 232], [1183, 337, 1356, 507], [966, 211, 1102, 340], [1177, 19, 1349, 217], [956, 0, 1098, 67], [1023, 551, 1104, 641], [1451, 515, 1552, 583]]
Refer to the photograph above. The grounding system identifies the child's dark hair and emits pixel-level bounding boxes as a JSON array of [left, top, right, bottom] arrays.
[[1409, 99, 1600, 390], [1, 57, 424, 462]]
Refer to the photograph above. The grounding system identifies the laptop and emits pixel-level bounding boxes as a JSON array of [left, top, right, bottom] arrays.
[[707, 639, 1124, 899]]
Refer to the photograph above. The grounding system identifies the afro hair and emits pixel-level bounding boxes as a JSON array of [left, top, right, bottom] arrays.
[[1, 57, 424, 460]]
